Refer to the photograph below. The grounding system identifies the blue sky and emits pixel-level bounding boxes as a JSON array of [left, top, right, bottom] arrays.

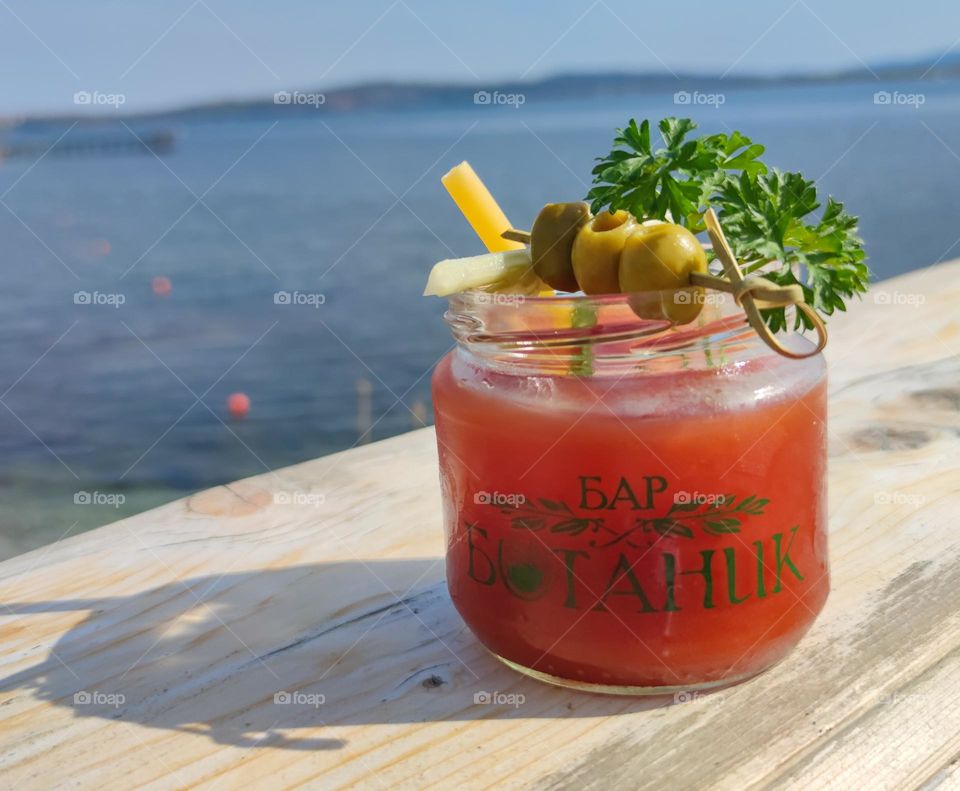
[[2, 0, 960, 114]]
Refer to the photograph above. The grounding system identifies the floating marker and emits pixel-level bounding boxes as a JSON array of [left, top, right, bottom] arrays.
[[152, 276, 172, 298], [227, 392, 250, 420]]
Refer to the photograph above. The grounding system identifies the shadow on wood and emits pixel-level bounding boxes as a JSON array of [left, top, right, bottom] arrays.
[[1, 560, 673, 751]]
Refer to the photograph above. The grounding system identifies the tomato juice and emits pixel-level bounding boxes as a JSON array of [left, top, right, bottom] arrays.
[[432, 306, 828, 693]]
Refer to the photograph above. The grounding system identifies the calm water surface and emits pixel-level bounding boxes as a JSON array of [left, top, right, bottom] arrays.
[[1, 79, 958, 557]]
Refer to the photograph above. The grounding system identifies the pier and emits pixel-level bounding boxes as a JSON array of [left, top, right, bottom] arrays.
[[0, 130, 174, 160]]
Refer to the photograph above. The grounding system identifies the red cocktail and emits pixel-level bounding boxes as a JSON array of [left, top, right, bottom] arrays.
[[433, 292, 828, 693]]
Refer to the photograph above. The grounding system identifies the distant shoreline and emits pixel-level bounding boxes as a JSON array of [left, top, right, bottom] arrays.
[[5, 62, 959, 131]]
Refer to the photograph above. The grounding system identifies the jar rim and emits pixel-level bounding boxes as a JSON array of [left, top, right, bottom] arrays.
[[443, 289, 817, 374]]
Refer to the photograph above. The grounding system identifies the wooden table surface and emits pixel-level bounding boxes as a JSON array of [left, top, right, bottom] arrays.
[[3, 262, 960, 790]]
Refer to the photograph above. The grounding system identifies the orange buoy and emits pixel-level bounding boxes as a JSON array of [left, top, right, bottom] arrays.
[[227, 392, 251, 420], [152, 276, 172, 297]]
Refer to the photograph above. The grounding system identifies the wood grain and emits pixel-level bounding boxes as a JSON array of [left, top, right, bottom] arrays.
[[2, 261, 960, 790]]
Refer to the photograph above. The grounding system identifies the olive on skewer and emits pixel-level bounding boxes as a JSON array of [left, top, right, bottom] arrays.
[[571, 210, 636, 295], [526, 202, 708, 323], [619, 222, 708, 324], [529, 202, 592, 292]]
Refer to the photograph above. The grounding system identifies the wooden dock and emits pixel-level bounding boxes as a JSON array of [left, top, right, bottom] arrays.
[[1, 261, 959, 789], [0, 130, 174, 160]]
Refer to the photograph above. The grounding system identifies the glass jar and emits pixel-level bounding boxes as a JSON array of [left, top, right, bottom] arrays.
[[431, 289, 828, 695]]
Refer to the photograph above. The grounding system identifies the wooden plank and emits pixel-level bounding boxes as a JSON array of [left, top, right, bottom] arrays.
[[1, 260, 960, 790]]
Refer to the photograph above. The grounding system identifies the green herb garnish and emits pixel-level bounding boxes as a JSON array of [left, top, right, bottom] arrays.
[[586, 118, 869, 332]]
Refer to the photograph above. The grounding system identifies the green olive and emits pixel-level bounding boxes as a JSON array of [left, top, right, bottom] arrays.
[[530, 202, 591, 292], [571, 210, 637, 295], [619, 222, 708, 324]]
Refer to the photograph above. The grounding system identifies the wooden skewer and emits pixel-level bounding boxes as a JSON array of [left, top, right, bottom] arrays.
[[501, 229, 532, 244], [702, 208, 827, 359], [502, 218, 827, 359], [689, 272, 802, 310]]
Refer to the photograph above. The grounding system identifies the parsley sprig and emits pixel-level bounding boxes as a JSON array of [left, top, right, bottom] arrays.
[[586, 118, 869, 331]]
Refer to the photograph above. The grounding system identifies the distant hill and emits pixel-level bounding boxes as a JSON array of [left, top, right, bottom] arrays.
[[867, 49, 960, 76], [8, 53, 960, 132]]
